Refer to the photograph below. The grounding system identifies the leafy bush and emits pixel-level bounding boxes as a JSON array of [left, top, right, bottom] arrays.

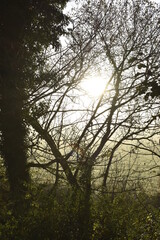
[[0, 184, 160, 240], [91, 192, 160, 240]]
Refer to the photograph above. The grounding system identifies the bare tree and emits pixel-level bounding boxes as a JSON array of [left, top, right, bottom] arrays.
[[25, 0, 159, 197]]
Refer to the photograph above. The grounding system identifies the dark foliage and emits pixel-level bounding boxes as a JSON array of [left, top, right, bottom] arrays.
[[0, 0, 68, 201], [0, 185, 160, 240]]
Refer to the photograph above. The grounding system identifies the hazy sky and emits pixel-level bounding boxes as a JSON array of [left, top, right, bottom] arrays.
[[66, 0, 160, 5], [65, 0, 160, 13]]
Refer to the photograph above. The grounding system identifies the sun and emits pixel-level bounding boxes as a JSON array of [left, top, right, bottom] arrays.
[[80, 75, 107, 98]]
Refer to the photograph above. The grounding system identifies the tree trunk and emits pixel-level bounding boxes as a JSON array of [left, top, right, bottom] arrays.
[[0, 1, 30, 207], [1, 81, 29, 196], [78, 160, 92, 240]]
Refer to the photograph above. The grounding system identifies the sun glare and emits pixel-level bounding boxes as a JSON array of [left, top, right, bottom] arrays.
[[81, 76, 107, 98]]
